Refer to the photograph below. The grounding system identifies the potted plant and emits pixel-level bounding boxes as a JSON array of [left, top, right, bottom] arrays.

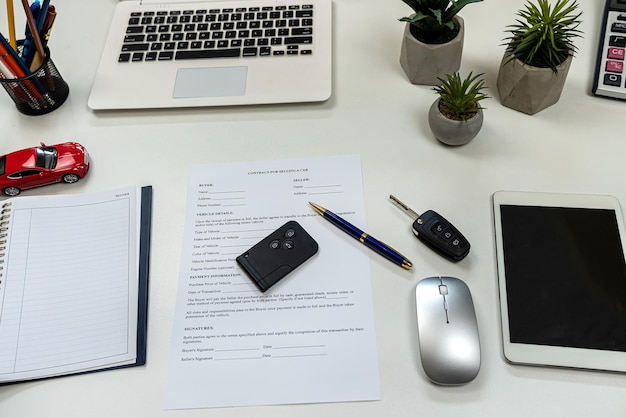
[[496, 0, 582, 115], [428, 71, 489, 146], [399, 0, 483, 85]]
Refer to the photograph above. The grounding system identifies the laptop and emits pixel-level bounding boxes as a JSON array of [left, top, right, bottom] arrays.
[[87, 0, 332, 110]]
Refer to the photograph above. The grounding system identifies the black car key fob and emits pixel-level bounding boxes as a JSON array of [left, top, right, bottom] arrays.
[[236, 221, 318, 292], [389, 195, 470, 261]]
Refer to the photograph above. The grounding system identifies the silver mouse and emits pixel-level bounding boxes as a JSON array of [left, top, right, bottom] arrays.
[[415, 276, 481, 385]]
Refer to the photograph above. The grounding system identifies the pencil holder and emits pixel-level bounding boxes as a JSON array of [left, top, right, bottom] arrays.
[[0, 47, 69, 116]]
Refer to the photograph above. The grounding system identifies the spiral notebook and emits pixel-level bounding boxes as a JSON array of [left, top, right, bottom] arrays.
[[0, 186, 152, 384]]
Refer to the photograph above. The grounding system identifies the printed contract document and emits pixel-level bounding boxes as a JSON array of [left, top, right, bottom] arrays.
[[165, 155, 380, 409]]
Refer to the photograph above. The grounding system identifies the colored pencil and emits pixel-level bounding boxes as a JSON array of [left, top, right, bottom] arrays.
[[5, 0, 18, 50]]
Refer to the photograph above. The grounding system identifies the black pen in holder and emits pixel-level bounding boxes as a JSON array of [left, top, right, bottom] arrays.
[[0, 45, 69, 116]]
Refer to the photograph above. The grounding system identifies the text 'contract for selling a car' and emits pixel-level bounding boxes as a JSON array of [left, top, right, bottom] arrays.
[[164, 155, 380, 409]]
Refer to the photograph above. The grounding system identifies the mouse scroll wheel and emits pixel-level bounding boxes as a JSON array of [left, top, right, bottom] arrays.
[[438, 284, 448, 295]]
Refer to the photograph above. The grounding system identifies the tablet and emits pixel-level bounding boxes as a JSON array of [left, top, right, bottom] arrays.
[[493, 191, 626, 372]]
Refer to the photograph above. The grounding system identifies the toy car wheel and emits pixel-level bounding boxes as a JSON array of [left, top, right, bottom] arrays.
[[62, 173, 80, 184], [3, 186, 21, 197]]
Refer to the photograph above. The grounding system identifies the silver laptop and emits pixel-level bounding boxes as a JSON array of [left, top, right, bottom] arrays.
[[88, 0, 332, 110]]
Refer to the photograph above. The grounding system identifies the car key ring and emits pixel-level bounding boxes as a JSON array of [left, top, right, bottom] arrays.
[[389, 195, 470, 261]]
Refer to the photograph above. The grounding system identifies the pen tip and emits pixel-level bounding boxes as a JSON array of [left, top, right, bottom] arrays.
[[309, 202, 325, 215]]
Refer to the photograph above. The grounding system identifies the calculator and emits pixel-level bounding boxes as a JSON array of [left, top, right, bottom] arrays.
[[592, 0, 626, 100]]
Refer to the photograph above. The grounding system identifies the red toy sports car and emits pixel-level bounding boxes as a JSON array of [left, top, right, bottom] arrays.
[[0, 142, 90, 197]]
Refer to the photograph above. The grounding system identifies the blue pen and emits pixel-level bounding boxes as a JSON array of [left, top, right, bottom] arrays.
[[31, 0, 49, 65], [36, 0, 50, 31], [309, 202, 413, 269]]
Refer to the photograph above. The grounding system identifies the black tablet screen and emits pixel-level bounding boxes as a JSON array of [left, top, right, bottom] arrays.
[[500, 205, 626, 352]]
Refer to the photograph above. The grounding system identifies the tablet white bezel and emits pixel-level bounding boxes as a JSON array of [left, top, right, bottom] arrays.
[[493, 190, 626, 372]]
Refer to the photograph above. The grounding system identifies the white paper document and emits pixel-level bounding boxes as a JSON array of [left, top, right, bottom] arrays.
[[165, 155, 380, 409]]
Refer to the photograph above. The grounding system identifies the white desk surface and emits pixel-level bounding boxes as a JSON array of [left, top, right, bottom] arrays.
[[1, 1, 625, 416]]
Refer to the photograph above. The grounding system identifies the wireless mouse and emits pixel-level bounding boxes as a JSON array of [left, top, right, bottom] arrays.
[[415, 276, 481, 385]]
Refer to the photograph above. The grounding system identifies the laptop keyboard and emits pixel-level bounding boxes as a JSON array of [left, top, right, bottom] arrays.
[[119, 4, 315, 63]]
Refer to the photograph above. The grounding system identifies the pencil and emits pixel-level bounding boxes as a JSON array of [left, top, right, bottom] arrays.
[[0, 39, 42, 108], [20, 0, 46, 70], [5, 0, 17, 50], [0, 31, 49, 107], [0, 34, 26, 77], [0, 52, 17, 78]]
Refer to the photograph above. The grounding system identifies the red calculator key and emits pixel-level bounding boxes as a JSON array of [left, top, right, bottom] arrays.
[[606, 60, 624, 73], [608, 47, 625, 60]]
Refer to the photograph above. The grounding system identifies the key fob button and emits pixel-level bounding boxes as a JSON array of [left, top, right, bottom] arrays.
[[451, 237, 465, 249], [269, 239, 281, 249], [431, 222, 446, 235]]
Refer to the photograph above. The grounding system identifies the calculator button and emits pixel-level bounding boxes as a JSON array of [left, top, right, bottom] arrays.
[[612, 22, 626, 33], [608, 48, 625, 60], [606, 60, 624, 73], [604, 73, 622, 87], [610, 36, 626, 48]]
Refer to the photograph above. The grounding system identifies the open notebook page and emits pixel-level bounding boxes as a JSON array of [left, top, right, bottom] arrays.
[[0, 187, 141, 383]]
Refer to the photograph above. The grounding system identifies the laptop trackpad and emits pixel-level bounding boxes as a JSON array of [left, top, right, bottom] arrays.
[[173, 66, 248, 98]]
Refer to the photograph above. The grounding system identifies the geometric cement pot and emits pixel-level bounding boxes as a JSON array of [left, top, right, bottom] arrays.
[[400, 16, 464, 86], [496, 54, 573, 115], [428, 98, 483, 146]]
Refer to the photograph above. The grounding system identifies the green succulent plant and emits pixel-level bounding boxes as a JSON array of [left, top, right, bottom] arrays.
[[400, 0, 483, 44], [503, 0, 582, 73], [433, 72, 489, 121]]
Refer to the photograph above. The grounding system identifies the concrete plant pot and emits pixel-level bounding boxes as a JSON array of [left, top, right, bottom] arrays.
[[428, 98, 483, 146], [399, 16, 464, 86], [496, 54, 573, 115]]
